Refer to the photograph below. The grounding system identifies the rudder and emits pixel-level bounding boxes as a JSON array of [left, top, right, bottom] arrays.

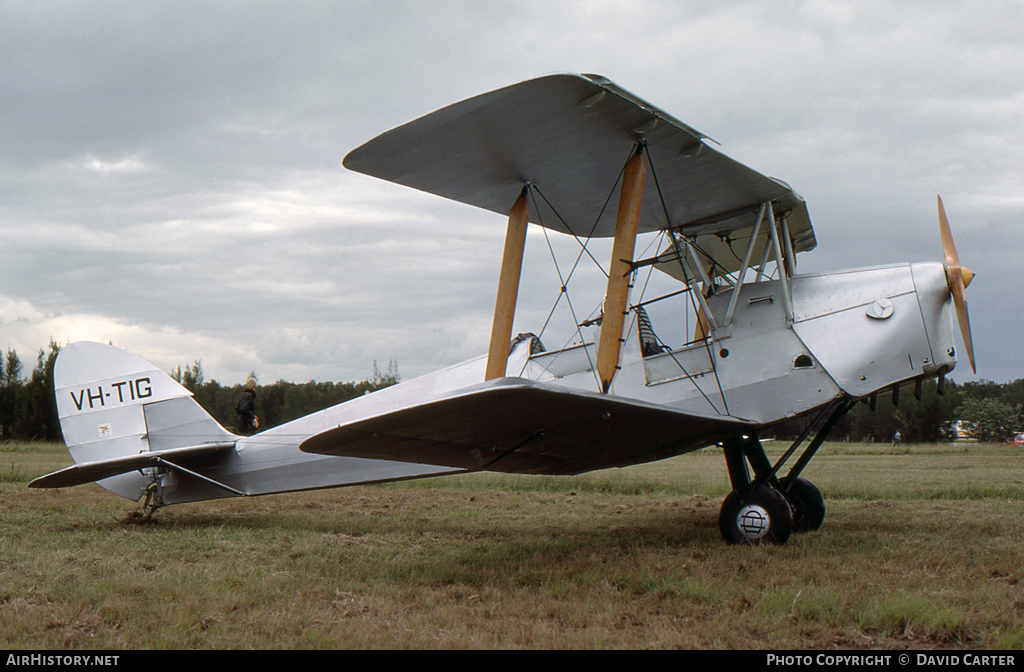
[[53, 342, 235, 500]]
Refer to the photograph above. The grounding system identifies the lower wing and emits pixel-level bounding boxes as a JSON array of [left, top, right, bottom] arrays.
[[300, 378, 752, 475]]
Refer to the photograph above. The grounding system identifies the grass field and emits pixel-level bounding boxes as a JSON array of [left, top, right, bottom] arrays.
[[2, 440, 1024, 649]]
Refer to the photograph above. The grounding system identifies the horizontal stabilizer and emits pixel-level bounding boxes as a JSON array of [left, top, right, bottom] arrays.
[[300, 379, 751, 475], [29, 442, 237, 490]]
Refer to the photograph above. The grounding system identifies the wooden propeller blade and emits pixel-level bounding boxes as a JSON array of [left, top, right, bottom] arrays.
[[937, 195, 958, 270], [938, 195, 976, 373]]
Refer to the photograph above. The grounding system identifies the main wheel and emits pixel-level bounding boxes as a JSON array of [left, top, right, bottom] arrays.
[[783, 477, 825, 533], [719, 485, 793, 545]]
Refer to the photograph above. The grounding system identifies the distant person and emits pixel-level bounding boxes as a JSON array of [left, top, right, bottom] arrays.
[[235, 378, 260, 435], [893, 430, 901, 447]]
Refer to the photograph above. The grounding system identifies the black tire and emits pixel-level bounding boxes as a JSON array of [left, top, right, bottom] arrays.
[[719, 484, 793, 545], [783, 477, 825, 533]]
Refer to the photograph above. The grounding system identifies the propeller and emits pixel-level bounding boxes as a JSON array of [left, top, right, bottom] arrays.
[[937, 195, 976, 373]]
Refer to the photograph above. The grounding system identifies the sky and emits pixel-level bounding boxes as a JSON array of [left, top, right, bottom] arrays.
[[1, 0, 1021, 387]]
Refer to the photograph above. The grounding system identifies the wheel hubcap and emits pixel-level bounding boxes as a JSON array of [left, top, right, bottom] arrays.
[[737, 504, 771, 541]]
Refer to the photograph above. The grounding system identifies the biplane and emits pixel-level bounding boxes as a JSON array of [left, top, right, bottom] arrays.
[[31, 74, 975, 545]]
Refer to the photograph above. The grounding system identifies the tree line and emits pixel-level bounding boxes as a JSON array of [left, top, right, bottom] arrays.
[[0, 340, 400, 442], [769, 377, 1024, 444], [0, 340, 1021, 444], [168, 358, 400, 432]]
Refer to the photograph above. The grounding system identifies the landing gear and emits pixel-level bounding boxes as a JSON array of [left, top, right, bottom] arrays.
[[719, 434, 794, 545], [718, 399, 852, 545], [782, 476, 825, 532], [139, 471, 165, 520], [719, 484, 793, 545], [122, 477, 164, 525]]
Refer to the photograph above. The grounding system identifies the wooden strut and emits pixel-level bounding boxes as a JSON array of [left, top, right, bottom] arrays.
[[596, 145, 647, 393], [485, 186, 531, 381]]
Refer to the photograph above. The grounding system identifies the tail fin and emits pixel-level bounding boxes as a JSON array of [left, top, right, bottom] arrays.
[[36, 342, 236, 500]]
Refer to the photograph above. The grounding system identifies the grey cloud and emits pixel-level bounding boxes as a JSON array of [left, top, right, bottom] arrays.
[[0, 1, 1020, 385]]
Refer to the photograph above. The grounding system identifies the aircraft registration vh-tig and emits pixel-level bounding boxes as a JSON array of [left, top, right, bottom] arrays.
[[31, 74, 975, 545]]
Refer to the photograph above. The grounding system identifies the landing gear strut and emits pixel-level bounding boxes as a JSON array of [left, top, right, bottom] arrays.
[[718, 398, 853, 545], [140, 470, 166, 519]]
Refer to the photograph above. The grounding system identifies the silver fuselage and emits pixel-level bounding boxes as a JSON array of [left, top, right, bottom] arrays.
[[143, 261, 956, 505], [526, 261, 956, 424]]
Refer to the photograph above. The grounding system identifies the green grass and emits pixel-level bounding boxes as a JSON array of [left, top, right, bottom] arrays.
[[2, 440, 1024, 648]]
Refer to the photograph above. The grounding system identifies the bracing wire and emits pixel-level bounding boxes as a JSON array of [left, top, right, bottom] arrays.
[[528, 189, 602, 390], [522, 143, 645, 390], [646, 147, 730, 416]]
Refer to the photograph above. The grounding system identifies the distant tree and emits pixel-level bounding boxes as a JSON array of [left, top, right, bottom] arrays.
[[998, 379, 1024, 429], [956, 397, 1020, 444], [22, 341, 62, 441], [960, 379, 1004, 401], [280, 382, 314, 425], [0, 351, 4, 439], [171, 359, 205, 393], [163, 359, 403, 432], [369, 360, 400, 389], [776, 379, 963, 444], [3, 349, 22, 387], [0, 348, 26, 439], [899, 380, 963, 443], [0, 350, 14, 439]]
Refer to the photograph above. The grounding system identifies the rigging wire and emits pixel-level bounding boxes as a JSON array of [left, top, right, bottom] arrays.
[[528, 188, 602, 390], [531, 187, 608, 280], [634, 231, 666, 307], [646, 147, 730, 416], [522, 143, 645, 390]]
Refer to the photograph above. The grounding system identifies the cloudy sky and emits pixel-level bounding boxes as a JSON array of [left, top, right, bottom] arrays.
[[1, 0, 1021, 387]]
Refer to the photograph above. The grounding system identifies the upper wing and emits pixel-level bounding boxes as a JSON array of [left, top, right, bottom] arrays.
[[343, 73, 814, 273], [300, 378, 751, 475]]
